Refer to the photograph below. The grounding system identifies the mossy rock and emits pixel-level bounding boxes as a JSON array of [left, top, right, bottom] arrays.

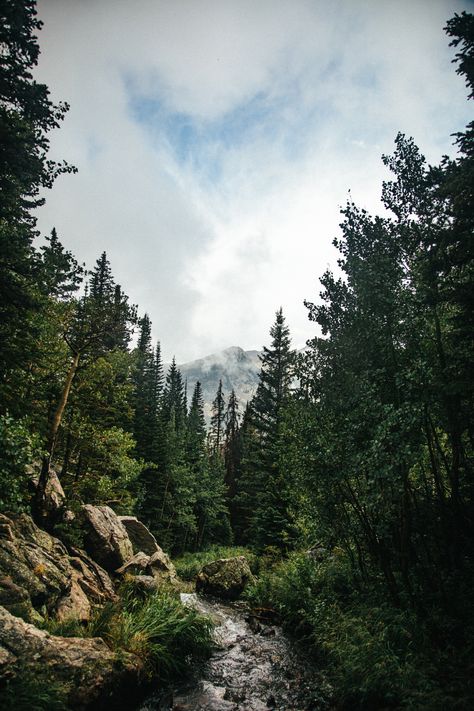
[[196, 556, 255, 600]]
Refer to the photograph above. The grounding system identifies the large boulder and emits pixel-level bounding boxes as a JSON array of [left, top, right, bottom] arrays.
[[0, 513, 116, 623], [0, 605, 140, 709], [27, 462, 66, 520], [0, 513, 71, 618], [196, 556, 255, 600], [81, 505, 133, 572], [118, 516, 160, 556]]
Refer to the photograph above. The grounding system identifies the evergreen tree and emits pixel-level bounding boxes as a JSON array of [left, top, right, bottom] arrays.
[[133, 314, 156, 461], [237, 309, 295, 548], [224, 389, 241, 532], [209, 379, 225, 456], [0, 0, 75, 408]]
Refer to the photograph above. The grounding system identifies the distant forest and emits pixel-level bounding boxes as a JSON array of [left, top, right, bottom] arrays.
[[1, 3, 473, 708]]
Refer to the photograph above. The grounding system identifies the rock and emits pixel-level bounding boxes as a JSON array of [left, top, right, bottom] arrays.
[[148, 547, 177, 583], [0, 513, 116, 623], [115, 549, 177, 586], [0, 605, 140, 709], [81, 505, 133, 572], [116, 551, 150, 575], [28, 463, 66, 518], [56, 567, 91, 622], [132, 575, 159, 593], [68, 547, 117, 604], [196, 556, 255, 600], [118, 516, 160, 556], [0, 513, 71, 616], [0, 576, 38, 623]]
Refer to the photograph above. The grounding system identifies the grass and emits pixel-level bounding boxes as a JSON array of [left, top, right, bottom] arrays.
[[40, 582, 214, 681], [244, 550, 474, 710], [173, 544, 258, 581], [0, 665, 68, 711]]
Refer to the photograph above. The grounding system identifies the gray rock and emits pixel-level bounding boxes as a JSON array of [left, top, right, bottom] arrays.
[[0, 513, 116, 623], [28, 463, 66, 518], [0, 513, 71, 616], [148, 547, 177, 583], [196, 556, 255, 600], [115, 549, 177, 586], [115, 551, 150, 575], [0, 605, 140, 709], [118, 516, 160, 556], [81, 505, 133, 572]]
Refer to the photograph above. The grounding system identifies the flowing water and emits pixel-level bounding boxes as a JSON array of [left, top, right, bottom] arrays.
[[139, 593, 330, 711]]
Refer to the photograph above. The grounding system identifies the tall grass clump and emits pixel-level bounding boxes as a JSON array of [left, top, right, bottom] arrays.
[[106, 590, 214, 678], [39, 586, 214, 683]]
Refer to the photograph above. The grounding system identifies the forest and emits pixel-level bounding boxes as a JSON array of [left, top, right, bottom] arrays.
[[0, 2, 473, 709]]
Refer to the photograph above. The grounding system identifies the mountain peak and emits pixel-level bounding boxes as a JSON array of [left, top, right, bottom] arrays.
[[178, 347, 261, 421]]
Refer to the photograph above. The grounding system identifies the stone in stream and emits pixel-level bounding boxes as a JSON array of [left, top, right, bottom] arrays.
[[195, 556, 255, 600]]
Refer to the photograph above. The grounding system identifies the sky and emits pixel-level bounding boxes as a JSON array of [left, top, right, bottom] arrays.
[[35, 0, 472, 363]]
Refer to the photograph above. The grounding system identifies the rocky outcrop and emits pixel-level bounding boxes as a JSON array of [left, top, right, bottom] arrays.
[[27, 462, 67, 521], [0, 605, 140, 709], [0, 513, 71, 618], [196, 556, 255, 600], [115, 548, 177, 586], [118, 516, 160, 556], [0, 513, 115, 623], [81, 505, 133, 572]]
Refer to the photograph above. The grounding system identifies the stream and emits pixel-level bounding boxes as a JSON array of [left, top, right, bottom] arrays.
[[139, 593, 330, 711]]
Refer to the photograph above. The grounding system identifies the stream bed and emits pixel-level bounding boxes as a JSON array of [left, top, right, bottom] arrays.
[[139, 593, 331, 711]]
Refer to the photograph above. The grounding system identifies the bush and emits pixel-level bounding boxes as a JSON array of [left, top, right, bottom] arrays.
[[0, 415, 41, 513], [244, 550, 472, 709], [0, 665, 67, 710]]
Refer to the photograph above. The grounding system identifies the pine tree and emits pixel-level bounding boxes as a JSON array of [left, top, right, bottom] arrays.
[[237, 309, 295, 549], [224, 389, 241, 533], [210, 379, 225, 456], [133, 314, 156, 460]]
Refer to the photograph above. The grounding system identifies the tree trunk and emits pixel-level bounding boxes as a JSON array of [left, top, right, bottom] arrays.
[[34, 351, 80, 524]]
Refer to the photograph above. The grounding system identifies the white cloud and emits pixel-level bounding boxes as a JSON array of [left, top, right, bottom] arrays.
[[35, 0, 472, 361]]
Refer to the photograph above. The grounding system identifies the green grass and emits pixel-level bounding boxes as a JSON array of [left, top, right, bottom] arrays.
[[173, 545, 258, 581], [244, 551, 474, 710], [40, 585, 214, 681], [0, 666, 68, 711]]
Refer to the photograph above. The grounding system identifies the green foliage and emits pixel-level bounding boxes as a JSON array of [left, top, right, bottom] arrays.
[[246, 552, 474, 709], [41, 587, 214, 682], [0, 415, 41, 512], [105, 590, 213, 678], [0, 665, 68, 711], [66, 425, 141, 511], [174, 545, 258, 581]]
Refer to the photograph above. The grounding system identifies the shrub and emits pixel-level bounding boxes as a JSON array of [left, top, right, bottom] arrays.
[[0, 415, 41, 513], [40, 587, 213, 682]]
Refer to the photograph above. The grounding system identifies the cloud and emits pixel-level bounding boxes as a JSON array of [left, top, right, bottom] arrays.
[[35, 0, 472, 361]]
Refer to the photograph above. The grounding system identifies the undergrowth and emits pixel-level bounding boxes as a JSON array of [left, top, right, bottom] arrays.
[[245, 551, 474, 710], [0, 665, 68, 710], [41, 582, 214, 681]]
